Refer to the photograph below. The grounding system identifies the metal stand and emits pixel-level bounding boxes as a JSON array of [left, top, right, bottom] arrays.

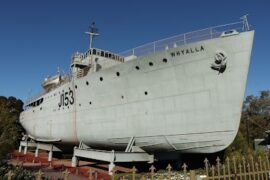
[[19, 140, 61, 163], [71, 139, 154, 175]]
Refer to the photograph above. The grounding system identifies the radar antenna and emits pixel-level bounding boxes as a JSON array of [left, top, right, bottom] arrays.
[[85, 22, 99, 49]]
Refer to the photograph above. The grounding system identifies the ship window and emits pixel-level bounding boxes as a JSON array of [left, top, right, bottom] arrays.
[[89, 101, 92, 105], [101, 51, 104, 57], [135, 66, 140, 70], [40, 107, 42, 110], [79, 104, 81, 106], [105, 52, 108, 57], [145, 91, 148, 95], [86, 81, 89, 85], [75, 85, 77, 89], [109, 53, 112, 58], [149, 62, 153, 66], [121, 95, 124, 99], [112, 55, 115, 60], [100, 77, 103, 81], [163, 58, 167, 63], [93, 49, 96, 55], [116, 72, 120, 76]]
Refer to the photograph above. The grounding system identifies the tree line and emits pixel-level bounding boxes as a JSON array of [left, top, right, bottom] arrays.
[[0, 96, 24, 160], [225, 90, 270, 157]]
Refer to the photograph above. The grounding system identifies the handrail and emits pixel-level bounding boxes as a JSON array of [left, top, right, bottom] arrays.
[[120, 20, 249, 58]]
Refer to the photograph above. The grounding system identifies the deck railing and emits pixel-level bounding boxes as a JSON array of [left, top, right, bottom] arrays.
[[120, 20, 248, 58]]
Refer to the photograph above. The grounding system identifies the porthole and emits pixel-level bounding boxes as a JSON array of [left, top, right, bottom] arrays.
[[149, 62, 153, 66], [75, 85, 77, 89], [89, 101, 92, 105], [121, 95, 124, 99], [86, 81, 89, 85], [145, 91, 148, 95], [79, 104, 81, 106], [163, 58, 167, 63], [135, 66, 140, 70], [100, 77, 103, 81], [116, 72, 120, 76], [40, 107, 42, 110]]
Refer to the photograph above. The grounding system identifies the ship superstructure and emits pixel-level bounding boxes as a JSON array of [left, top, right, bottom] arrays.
[[19, 17, 254, 170]]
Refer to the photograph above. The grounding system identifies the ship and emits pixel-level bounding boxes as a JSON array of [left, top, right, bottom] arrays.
[[19, 17, 254, 160]]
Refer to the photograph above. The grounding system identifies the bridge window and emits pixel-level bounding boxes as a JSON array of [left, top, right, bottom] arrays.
[[101, 51, 104, 57], [93, 49, 96, 55], [105, 52, 108, 57]]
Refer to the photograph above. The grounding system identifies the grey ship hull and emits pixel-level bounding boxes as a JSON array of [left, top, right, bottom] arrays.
[[20, 30, 254, 153]]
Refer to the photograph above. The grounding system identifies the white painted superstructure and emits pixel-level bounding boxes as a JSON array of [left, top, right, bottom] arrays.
[[20, 19, 254, 154]]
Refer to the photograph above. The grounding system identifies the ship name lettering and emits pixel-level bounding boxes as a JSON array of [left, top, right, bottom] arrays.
[[170, 45, 204, 57]]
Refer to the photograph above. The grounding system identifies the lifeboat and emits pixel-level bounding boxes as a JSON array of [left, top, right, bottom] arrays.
[[42, 74, 61, 91]]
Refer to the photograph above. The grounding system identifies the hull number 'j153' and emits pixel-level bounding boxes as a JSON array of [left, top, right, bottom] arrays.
[[58, 90, 74, 107]]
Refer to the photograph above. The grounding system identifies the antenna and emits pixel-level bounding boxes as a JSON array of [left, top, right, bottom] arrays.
[[85, 22, 99, 49], [240, 14, 250, 31]]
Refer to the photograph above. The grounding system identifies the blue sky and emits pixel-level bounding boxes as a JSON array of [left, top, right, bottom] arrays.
[[0, 0, 269, 101]]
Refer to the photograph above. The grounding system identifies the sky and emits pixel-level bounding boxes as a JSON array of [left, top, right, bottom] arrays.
[[0, 0, 269, 101]]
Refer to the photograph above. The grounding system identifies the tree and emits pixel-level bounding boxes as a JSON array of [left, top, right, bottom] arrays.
[[224, 90, 270, 157], [0, 96, 24, 160]]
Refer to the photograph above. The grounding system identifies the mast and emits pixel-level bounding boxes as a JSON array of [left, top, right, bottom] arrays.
[[85, 22, 99, 49], [240, 14, 250, 31]]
